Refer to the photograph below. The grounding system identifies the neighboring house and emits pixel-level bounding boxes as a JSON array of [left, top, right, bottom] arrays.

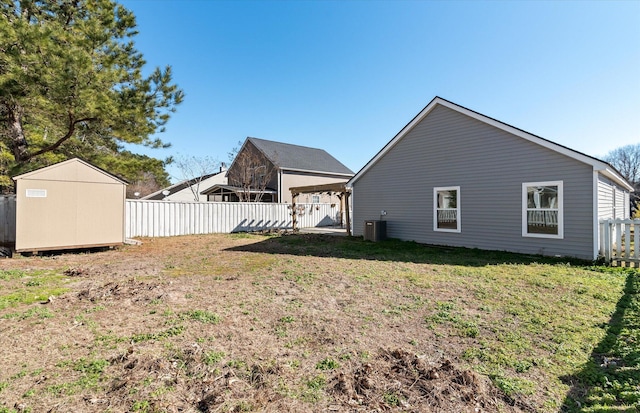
[[348, 97, 633, 260], [142, 168, 227, 201], [202, 137, 354, 203]]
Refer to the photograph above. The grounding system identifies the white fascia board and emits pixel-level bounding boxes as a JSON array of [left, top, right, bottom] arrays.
[[595, 167, 635, 192]]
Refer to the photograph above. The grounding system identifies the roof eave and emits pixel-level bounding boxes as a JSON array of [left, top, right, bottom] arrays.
[[280, 167, 354, 177], [12, 157, 129, 185], [348, 97, 634, 191], [596, 167, 635, 191]]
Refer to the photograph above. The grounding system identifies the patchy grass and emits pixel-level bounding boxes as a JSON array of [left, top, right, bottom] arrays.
[[562, 267, 640, 412], [0, 233, 635, 412], [0, 269, 69, 310]]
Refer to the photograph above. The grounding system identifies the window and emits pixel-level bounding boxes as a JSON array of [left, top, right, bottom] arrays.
[[434, 186, 460, 232], [311, 195, 320, 204], [522, 181, 563, 239]]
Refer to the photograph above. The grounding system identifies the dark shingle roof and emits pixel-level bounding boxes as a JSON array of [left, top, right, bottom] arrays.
[[247, 137, 354, 175]]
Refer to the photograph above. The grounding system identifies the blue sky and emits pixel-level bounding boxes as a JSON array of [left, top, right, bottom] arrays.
[[120, 0, 640, 182]]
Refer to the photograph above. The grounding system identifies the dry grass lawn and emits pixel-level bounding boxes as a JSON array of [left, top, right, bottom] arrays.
[[0, 233, 634, 412]]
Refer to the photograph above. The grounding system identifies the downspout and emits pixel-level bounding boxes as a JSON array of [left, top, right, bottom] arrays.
[[593, 170, 600, 260], [292, 192, 298, 231], [278, 170, 282, 203], [345, 191, 351, 236]]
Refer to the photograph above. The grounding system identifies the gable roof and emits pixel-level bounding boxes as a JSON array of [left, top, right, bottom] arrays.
[[13, 158, 128, 185], [142, 170, 227, 200], [348, 97, 633, 191], [242, 137, 354, 176]]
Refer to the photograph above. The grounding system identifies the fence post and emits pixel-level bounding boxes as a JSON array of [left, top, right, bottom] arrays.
[[635, 221, 639, 262], [606, 219, 613, 263], [624, 220, 631, 260], [615, 220, 622, 262]]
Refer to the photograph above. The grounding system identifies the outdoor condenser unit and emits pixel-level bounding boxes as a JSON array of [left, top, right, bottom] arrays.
[[364, 220, 386, 242]]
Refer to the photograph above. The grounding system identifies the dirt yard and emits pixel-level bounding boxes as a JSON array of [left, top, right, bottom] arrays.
[[0, 233, 612, 412]]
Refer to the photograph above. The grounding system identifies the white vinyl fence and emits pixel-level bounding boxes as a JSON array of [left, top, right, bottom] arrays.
[[599, 219, 640, 266], [125, 200, 341, 238], [0, 195, 16, 244]]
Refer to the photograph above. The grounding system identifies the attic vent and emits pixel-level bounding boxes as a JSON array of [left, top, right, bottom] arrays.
[[26, 189, 47, 198]]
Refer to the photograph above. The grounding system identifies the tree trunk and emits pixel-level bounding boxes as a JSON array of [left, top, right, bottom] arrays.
[[6, 104, 29, 163]]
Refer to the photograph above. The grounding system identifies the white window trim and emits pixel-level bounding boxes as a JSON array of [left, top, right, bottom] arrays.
[[434, 186, 461, 233], [522, 180, 564, 239]]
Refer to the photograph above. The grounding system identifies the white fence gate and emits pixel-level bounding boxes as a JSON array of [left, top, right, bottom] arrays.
[[0, 195, 16, 245], [125, 200, 341, 238], [599, 219, 640, 266]]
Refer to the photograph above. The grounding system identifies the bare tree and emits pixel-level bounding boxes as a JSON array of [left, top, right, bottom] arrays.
[[126, 172, 163, 198], [604, 143, 640, 214], [227, 148, 277, 202], [173, 155, 221, 201], [228, 140, 243, 164], [605, 144, 640, 184]]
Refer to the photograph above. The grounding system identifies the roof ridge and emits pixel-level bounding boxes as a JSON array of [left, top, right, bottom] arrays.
[[248, 137, 332, 153]]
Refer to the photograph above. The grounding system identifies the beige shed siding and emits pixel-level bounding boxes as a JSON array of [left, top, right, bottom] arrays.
[[352, 105, 595, 259], [14, 159, 126, 252], [280, 171, 350, 203], [16, 180, 125, 251]]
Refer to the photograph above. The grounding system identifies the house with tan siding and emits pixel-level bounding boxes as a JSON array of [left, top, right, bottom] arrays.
[[203, 137, 354, 204], [348, 97, 633, 260]]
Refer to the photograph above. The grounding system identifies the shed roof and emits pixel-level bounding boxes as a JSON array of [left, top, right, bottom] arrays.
[[13, 158, 128, 185], [348, 97, 633, 191], [244, 137, 354, 176]]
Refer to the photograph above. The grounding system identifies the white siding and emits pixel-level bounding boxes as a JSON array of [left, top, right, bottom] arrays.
[[598, 175, 631, 221], [598, 175, 615, 220]]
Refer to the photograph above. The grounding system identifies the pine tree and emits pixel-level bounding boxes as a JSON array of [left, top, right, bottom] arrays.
[[0, 0, 183, 191]]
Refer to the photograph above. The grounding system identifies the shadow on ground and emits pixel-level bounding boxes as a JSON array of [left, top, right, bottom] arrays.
[[560, 268, 640, 412], [226, 233, 590, 267]]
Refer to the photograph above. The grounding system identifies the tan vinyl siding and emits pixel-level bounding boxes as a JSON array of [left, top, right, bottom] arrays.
[[353, 105, 595, 259], [280, 171, 350, 203]]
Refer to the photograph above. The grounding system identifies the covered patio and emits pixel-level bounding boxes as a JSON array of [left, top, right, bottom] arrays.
[[289, 182, 351, 235], [200, 184, 277, 203]]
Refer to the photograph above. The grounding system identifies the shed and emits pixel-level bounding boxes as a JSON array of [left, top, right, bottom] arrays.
[[13, 158, 127, 252], [348, 97, 634, 260]]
